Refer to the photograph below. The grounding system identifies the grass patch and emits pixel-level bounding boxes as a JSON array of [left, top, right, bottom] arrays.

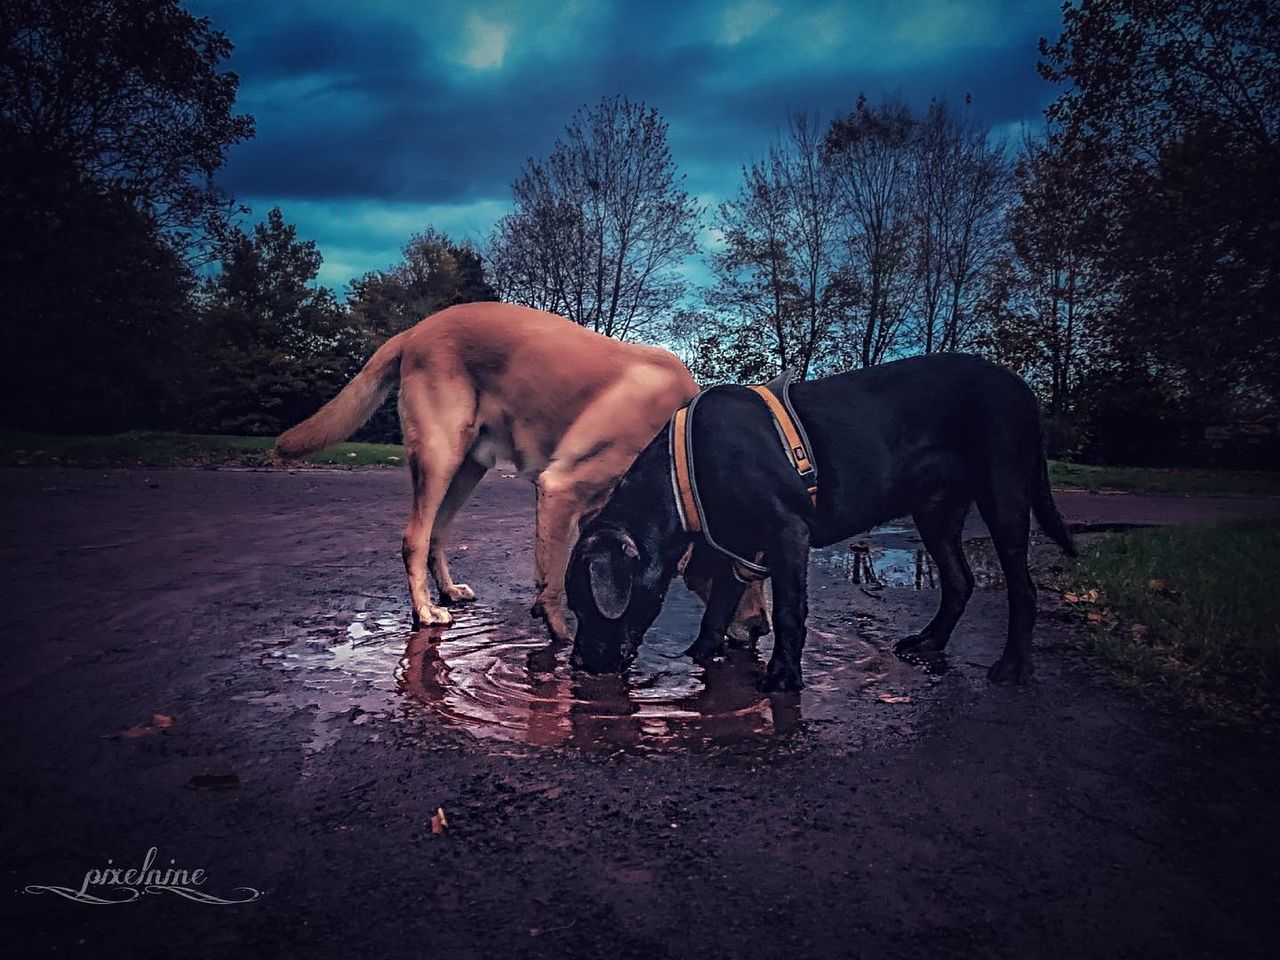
[[1049, 461, 1280, 496], [0, 430, 406, 468], [3, 431, 1277, 495], [1067, 521, 1280, 701]]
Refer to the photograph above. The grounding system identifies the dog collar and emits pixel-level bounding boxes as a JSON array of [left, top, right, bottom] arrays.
[[668, 375, 818, 582]]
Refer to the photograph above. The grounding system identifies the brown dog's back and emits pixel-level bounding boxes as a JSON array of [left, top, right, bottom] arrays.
[[275, 302, 688, 462]]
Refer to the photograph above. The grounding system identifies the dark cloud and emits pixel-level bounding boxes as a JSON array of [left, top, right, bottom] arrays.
[[188, 1, 1064, 281]]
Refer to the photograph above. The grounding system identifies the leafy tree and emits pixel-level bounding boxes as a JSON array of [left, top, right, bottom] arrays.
[[2, 173, 195, 431], [193, 208, 359, 436], [669, 307, 774, 386], [488, 95, 702, 340], [0, 0, 252, 432], [977, 131, 1111, 419], [348, 228, 494, 343], [1, 0, 253, 261], [1038, 0, 1280, 412]]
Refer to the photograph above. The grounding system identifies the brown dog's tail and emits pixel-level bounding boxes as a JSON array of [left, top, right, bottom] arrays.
[[1031, 446, 1078, 557], [274, 331, 407, 460]]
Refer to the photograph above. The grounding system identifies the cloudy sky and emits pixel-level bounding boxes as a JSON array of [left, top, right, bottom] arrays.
[[188, 0, 1066, 291]]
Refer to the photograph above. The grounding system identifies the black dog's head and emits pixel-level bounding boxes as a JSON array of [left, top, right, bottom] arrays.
[[566, 524, 667, 672], [567, 431, 688, 673]]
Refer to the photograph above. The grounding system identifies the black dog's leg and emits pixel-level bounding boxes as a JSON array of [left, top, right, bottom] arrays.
[[978, 487, 1036, 683], [686, 559, 747, 663], [760, 520, 811, 693], [896, 500, 973, 655]]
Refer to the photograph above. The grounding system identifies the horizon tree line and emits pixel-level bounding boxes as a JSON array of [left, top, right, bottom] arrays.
[[4, 0, 1274, 467]]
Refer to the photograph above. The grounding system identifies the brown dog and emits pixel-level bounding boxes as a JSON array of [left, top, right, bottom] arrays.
[[275, 302, 767, 643]]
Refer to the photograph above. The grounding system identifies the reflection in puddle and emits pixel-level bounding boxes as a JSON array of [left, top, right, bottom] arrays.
[[399, 591, 799, 752], [814, 525, 1006, 591]]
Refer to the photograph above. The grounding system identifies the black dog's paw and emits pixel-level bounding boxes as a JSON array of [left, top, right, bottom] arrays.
[[894, 632, 947, 655], [987, 655, 1034, 684], [685, 634, 727, 663], [759, 660, 804, 693]]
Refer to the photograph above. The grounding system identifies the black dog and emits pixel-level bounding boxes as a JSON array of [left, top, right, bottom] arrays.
[[565, 353, 1077, 691]]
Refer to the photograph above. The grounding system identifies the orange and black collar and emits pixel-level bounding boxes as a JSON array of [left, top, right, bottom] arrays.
[[669, 374, 818, 582]]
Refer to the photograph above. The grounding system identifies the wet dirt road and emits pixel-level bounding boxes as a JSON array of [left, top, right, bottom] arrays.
[[2, 467, 1278, 959]]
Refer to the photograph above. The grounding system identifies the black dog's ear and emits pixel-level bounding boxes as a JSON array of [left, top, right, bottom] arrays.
[[586, 530, 639, 620]]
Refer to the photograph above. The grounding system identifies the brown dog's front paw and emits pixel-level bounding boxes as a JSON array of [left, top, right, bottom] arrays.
[[759, 659, 804, 693], [531, 595, 573, 644], [987, 655, 1034, 684], [542, 617, 573, 645]]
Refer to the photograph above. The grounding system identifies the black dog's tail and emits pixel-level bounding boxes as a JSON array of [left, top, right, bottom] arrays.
[[1032, 448, 1078, 557]]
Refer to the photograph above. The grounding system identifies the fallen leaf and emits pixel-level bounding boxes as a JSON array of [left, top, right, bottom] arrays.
[[116, 713, 177, 739], [1063, 592, 1081, 604], [876, 694, 911, 704], [186, 773, 240, 791], [1086, 612, 1105, 624], [1148, 578, 1169, 593], [430, 807, 449, 835], [1130, 623, 1150, 639]]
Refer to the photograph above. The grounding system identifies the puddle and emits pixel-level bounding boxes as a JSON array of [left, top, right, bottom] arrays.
[[250, 524, 993, 755], [813, 524, 1006, 590], [256, 597, 947, 756]]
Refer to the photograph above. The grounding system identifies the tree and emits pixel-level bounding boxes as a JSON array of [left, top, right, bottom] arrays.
[[2, 177, 196, 431], [1038, 0, 1280, 410], [0, 0, 253, 432], [348, 229, 494, 343], [488, 95, 702, 340], [707, 114, 857, 380], [912, 99, 1013, 353], [193, 208, 359, 436], [669, 307, 774, 386], [1, 0, 254, 261], [978, 131, 1110, 419], [1041, 0, 1278, 164], [824, 96, 918, 368]]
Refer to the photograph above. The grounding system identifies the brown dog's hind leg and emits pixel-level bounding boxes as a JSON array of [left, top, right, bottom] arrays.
[[403, 449, 456, 629], [399, 375, 475, 630], [428, 457, 486, 605], [684, 543, 772, 647]]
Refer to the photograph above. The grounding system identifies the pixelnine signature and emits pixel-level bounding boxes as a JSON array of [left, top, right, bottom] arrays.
[[24, 847, 264, 904]]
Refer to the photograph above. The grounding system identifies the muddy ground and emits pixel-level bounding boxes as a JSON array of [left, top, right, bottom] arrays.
[[2, 466, 1279, 959]]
